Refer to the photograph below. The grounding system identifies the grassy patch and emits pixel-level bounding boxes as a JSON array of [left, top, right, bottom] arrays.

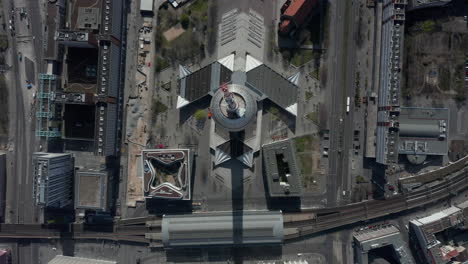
[[0, 35, 8, 52], [298, 153, 313, 175], [439, 67, 450, 91], [0, 74, 8, 136], [309, 69, 319, 80], [453, 64, 465, 102], [268, 106, 280, 120], [291, 50, 315, 67], [158, 7, 179, 32], [355, 71, 361, 107], [355, 175, 368, 184], [152, 100, 168, 121], [294, 134, 317, 153], [155, 56, 170, 73], [305, 91, 313, 101], [305, 112, 318, 124], [420, 20, 436, 33], [188, 0, 209, 15], [161, 29, 200, 63]]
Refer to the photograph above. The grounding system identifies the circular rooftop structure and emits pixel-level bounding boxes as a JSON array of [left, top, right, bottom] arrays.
[[210, 83, 257, 132], [407, 154, 427, 165]]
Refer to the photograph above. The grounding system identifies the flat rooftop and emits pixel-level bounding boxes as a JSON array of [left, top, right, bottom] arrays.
[[63, 104, 96, 140], [354, 225, 400, 243], [142, 149, 192, 200], [262, 139, 302, 197], [75, 169, 107, 210], [66, 47, 98, 93], [398, 107, 449, 156], [408, 0, 452, 10], [70, 0, 102, 31]]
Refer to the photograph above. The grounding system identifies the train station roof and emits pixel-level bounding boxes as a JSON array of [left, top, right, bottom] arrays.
[[161, 211, 283, 247], [398, 107, 449, 156], [48, 255, 116, 264]]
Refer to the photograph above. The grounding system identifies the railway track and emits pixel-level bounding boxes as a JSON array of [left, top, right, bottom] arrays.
[[0, 166, 467, 245], [0, 222, 160, 244], [283, 170, 468, 240]]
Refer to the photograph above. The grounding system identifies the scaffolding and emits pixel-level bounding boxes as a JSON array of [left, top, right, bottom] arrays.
[[36, 74, 61, 138]]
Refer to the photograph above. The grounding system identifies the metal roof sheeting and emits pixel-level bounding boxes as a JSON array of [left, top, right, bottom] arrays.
[[108, 43, 121, 98], [48, 255, 116, 264], [104, 104, 118, 156], [162, 211, 283, 247], [416, 206, 461, 225], [246, 65, 297, 109], [399, 122, 440, 138]]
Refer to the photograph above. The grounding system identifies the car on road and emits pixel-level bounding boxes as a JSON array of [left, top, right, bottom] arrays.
[[169, 0, 179, 8]]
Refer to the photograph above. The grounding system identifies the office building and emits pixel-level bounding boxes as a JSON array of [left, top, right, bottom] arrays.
[[409, 203, 468, 263], [354, 224, 414, 264], [33, 153, 74, 208]]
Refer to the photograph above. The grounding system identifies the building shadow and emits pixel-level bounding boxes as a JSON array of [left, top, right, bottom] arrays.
[[263, 100, 296, 135], [145, 198, 192, 216], [165, 245, 282, 263], [371, 163, 387, 200], [230, 146, 245, 248], [178, 96, 211, 125], [402, 155, 443, 174]]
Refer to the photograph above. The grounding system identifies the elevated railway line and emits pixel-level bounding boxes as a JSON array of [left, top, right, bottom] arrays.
[[282, 168, 468, 240], [0, 159, 467, 247]]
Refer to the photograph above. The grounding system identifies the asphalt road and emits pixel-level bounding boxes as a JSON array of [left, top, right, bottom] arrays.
[[2, 0, 44, 262], [326, 0, 358, 207], [325, 0, 359, 262]]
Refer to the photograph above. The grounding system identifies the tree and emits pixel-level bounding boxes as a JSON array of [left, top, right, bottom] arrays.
[[194, 109, 207, 121], [355, 175, 367, 184], [181, 13, 190, 30], [421, 20, 436, 33], [281, 50, 291, 61]]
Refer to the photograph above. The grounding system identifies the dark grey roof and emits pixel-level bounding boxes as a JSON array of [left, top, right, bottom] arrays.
[[218, 139, 252, 158], [246, 65, 297, 108], [75, 169, 108, 210], [398, 107, 449, 155], [262, 139, 302, 197], [107, 43, 121, 98], [182, 62, 232, 102], [104, 104, 117, 156], [110, 0, 123, 40], [184, 64, 212, 101], [161, 211, 283, 248]]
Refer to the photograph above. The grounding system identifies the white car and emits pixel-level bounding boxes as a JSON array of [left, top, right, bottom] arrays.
[[168, 0, 179, 8]]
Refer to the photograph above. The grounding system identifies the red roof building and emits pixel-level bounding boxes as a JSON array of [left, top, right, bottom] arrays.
[[279, 0, 319, 36]]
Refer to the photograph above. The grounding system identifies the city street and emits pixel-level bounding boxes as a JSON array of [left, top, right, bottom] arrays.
[[2, 0, 44, 262], [325, 0, 358, 208]]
